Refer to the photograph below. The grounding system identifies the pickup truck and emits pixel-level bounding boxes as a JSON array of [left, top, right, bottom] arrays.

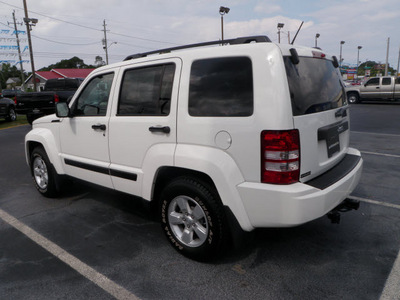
[[15, 77, 83, 124], [346, 76, 400, 104]]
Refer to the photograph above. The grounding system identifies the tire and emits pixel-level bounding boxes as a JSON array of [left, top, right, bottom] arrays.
[[347, 92, 360, 104], [160, 177, 228, 261], [31, 146, 60, 197], [27, 114, 35, 125], [6, 107, 17, 122]]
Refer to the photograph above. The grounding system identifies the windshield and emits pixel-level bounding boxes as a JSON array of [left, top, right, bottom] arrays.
[[284, 56, 346, 116]]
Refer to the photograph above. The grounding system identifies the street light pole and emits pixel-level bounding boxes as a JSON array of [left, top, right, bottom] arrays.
[[23, 0, 38, 92], [339, 40, 345, 72], [277, 23, 284, 43], [356, 46, 362, 80], [315, 33, 320, 48], [219, 6, 230, 41]]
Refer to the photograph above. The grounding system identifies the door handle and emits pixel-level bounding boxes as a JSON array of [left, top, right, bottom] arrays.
[[92, 124, 106, 131], [149, 126, 170, 134]]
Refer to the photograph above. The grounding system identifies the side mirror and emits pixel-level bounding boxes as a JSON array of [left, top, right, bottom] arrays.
[[56, 102, 70, 118]]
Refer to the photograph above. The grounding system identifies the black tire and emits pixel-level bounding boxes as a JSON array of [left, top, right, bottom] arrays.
[[347, 92, 360, 104], [30, 146, 60, 197], [160, 177, 228, 261], [27, 114, 35, 125], [6, 107, 17, 122]]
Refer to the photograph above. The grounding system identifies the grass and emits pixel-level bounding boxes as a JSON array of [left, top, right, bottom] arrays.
[[0, 114, 29, 130]]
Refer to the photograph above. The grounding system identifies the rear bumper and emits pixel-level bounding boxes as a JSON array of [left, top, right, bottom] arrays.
[[237, 148, 363, 228]]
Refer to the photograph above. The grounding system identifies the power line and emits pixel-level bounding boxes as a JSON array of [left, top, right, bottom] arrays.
[[0, 0, 181, 46]]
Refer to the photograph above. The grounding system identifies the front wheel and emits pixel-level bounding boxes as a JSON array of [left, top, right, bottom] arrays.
[[160, 177, 228, 261], [31, 146, 60, 197], [347, 92, 360, 104], [6, 108, 16, 122]]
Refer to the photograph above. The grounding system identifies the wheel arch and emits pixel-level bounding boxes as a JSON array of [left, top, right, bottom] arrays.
[[25, 129, 64, 175]]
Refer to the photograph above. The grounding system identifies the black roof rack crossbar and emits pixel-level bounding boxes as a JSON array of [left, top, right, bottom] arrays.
[[124, 35, 271, 61]]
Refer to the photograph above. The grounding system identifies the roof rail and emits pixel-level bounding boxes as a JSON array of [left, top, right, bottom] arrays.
[[124, 35, 271, 61]]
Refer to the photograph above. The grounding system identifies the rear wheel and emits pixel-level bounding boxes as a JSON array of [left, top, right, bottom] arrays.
[[160, 177, 228, 261], [347, 92, 360, 104], [31, 146, 60, 197]]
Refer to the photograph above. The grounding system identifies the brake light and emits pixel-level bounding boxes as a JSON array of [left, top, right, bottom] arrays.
[[54, 94, 59, 103], [14, 96, 17, 105], [261, 130, 300, 184]]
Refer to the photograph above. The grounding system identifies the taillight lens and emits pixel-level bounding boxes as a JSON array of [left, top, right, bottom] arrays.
[[261, 130, 300, 184], [54, 94, 59, 103], [14, 96, 17, 104]]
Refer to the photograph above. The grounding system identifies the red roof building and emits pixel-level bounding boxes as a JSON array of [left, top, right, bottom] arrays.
[[24, 68, 95, 91]]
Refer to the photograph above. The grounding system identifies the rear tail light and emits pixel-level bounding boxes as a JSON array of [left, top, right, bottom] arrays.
[[261, 129, 300, 184], [54, 94, 59, 103], [14, 96, 17, 104]]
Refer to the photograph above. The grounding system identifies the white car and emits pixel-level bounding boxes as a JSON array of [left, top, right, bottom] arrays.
[[25, 36, 363, 260]]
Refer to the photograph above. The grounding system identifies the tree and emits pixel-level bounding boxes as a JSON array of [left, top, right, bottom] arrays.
[[0, 63, 26, 90], [38, 56, 96, 71]]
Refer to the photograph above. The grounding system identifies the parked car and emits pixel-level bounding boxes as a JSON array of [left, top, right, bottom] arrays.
[[0, 97, 17, 122], [346, 76, 400, 103], [15, 77, 84, 124], [1, 89, 23, 99], [25, 35, 363, 260]]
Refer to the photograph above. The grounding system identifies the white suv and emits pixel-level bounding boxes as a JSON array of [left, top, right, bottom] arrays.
[[25, 36, 363, 260]]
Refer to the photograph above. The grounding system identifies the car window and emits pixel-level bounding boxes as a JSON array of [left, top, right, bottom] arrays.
[[72, 73, 114, 116], [189, 57, 253, 117], [382, 78, 391, 85], [365, 78, 379, 86], [117, 64, 175, 116]]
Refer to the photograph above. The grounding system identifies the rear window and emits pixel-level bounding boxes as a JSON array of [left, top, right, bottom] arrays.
[[284, 57, 345, 116]]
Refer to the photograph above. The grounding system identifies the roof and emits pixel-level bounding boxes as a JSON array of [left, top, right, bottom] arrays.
[[35, 71, 64, 80], [24, 68, 95, 85], [52, 68, 95, 78]]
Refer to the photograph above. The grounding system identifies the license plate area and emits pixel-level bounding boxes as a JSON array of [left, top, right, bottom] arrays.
[[318, 121, 348, 158]]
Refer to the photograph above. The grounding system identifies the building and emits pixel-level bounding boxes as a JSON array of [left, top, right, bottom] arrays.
[[24, 68, 95, 91]]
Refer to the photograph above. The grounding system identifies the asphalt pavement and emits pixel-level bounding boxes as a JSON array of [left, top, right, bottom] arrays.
[[1, 103, 400, 300]]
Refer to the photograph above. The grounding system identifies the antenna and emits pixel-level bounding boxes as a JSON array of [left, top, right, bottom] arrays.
[[291, 21, 304, 45]]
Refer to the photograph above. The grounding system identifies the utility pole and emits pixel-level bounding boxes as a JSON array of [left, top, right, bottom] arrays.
[[385, 37, 390, 76], [9, 10, 25, 90], [397, 47, 400, 78], [102, 20, 109, 65], [23, 0, 37, 92]]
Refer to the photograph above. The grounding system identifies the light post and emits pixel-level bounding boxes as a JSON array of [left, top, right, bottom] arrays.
[[23, 0, 38, 92], [277, 23, 284, 43], [219, 6, 230, 41], [356, 46, 362, 79], [315, 33, 320, 48], [339, 40, 345, 72]]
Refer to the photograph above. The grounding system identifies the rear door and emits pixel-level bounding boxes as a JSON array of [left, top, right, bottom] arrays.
[[108, 59, 180, 197], [284, 54, 349, 182]]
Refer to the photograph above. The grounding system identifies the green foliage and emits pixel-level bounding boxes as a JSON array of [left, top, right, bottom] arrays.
[[38, 56, 96, 71], [0, 63, 26, 89]]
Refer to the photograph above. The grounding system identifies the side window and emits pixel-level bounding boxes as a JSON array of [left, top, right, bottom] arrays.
[[73, 73, 114, 116], [189, 57, 253, 117], [382, 78, 392, 85], [118, 64, 175, 116], [365, 78, 380, 86]]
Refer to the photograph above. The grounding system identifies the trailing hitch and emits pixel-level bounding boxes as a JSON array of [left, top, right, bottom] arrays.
[[327, 198, 360, 224]]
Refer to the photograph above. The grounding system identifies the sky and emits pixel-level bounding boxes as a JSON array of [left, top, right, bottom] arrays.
[[0, 0, 399, 73]]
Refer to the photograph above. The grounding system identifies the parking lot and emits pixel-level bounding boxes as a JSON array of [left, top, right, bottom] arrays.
[[1, 103, 400, 300]]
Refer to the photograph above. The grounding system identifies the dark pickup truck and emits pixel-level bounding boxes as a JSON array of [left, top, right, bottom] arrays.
[[15, 78, 83, 124]]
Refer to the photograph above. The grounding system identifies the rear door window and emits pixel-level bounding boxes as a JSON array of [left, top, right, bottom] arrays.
[[189, 57, 253, 117], [284, 57, 345, 116]]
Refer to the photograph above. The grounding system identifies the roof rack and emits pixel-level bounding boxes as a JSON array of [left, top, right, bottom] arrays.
[[124, 35, 271, 61]]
